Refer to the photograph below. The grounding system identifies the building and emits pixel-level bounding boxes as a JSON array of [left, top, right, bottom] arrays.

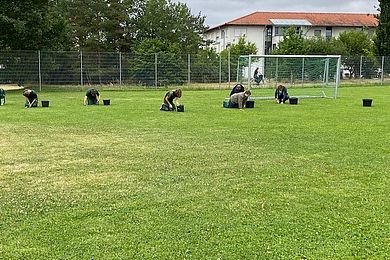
[[205, 12, 378, 54]]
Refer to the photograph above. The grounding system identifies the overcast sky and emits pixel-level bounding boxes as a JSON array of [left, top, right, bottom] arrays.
[[173, 0, 379, 27]]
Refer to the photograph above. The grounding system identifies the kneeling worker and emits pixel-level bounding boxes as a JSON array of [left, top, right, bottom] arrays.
[[161, 88, 182, 111], [275, 85, 289, 104], [23, 89, 38, 108], [229, 90, 251, 109], [84, 88, 100, 105], [229, 83, 245, 96]]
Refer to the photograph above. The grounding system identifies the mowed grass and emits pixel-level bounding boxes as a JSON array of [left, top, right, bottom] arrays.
[[1, 86, 390, 259]]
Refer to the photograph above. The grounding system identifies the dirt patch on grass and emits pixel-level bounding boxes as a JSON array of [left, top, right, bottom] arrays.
[[0, 84, 24, 91]]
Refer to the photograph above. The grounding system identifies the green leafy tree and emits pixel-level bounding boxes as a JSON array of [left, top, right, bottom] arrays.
[[272, 28, 375, 79], [338, 30, 376, 78], [272, 27, 308, 55], [133, 0, 207, 54], [66, 0, 144, 51], [376, 0, 390, 55], [0, 0, 69, 50], [221, 37, 257, 56], [338, 30, 374, 56], [129, 0, 208, 85], [305, 37, 347, 55], [220, 37, 257, 82]]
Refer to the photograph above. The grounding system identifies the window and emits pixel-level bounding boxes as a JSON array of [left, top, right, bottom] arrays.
[[234, 28, 247, 37], [326, 27, 332, 39], [274, 27, 283, 36], [275, 26, 288, 36], [314, 29, 321, 37], [266, 26, 272, 36], [275, 26, 299, 36]]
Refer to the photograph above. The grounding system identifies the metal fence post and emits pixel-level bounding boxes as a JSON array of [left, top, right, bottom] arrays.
[[301, 57, 305, 87], [188, 54, 191, 86], [155, 53, 158, 88], [38, 50, 42, 91], [80, 51, 83, 86], [228, 50, 231, 88], [119, 52, 122, 85], [359, 55, 363, 82], [381, 56, 385, 84], [248, 55, 252, 89], [219, 54, 222, 88]]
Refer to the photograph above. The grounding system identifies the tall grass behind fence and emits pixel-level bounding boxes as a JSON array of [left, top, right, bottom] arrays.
[[1, 50, 390, 89]]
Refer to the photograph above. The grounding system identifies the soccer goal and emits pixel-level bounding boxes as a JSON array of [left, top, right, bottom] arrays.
[[237, 54, 341, 99]]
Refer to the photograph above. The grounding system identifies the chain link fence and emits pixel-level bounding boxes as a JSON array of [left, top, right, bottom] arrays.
[[1, 50, 390, 90]]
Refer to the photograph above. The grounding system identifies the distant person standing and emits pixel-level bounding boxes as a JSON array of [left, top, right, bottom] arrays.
[[229, 90, 251, 109], [275, 85, 289, 104], [23, 89, 38, 108], [229, 83, 245, 96], [84, 88, 100, 105], [160, 88, 182, 111]]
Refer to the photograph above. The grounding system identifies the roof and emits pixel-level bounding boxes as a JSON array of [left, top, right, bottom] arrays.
[[270, 19, 312, 26], [208, 12, 378, 31]]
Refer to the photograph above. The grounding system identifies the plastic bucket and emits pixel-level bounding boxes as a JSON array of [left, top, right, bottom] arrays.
[[362, 99, 372, 107], [246, 100, 255, 108], [103, 99, 110, 105], [289, 97, 298, 105], [41, 100, 49, 107]]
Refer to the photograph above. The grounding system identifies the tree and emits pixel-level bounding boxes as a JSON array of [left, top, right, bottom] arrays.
[[338, 30, 374, 56], [338, 30, 376, 78], [128, 0, 208, 85], [133, 0, 207, 54], [65, 0, 144, 51], [221, 37, 257, 57], [376, 0, 390, 55], [305, 37, 346, 55], [220, 37, 257, 82], [0, 0, 69, 50], [272, 27, 308, 55]]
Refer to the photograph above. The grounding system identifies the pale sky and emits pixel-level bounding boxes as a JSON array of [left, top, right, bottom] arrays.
[[174, 0, 380, 27]]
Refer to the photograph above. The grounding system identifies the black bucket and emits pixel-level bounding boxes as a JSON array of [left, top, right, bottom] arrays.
[[41, 100, 49, 107], [246, 100, 255, 108], [177, 105, 184, 112], [362, 99, 372, 107], [103, 99, 110, 106], [289, 97, 298, 105]]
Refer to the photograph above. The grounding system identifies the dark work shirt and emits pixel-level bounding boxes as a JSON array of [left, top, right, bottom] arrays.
[[27, 90, 38, 102], [86, 89, 100, 100], [165, 91, 178, 103], [275, 87, 288, 98], [230, 84, 245, 96]]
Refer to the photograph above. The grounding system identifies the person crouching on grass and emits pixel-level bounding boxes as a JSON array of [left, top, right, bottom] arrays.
[[275, 84, 289, 104], [229, 83, 245, 96], [84, 88, 100, 105], [229, 90, 251, 109], [160, 88, 182, 111], [23, 89, 38, 108]]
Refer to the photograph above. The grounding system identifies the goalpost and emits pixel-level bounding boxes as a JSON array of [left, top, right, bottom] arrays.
[[237, 54, 341, 99]]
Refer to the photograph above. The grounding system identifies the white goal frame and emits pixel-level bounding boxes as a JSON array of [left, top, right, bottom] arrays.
[[237, 54, 341, 99]]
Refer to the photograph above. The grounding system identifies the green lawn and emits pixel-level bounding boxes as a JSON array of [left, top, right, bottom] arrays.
[[1, 86, 389, 259]]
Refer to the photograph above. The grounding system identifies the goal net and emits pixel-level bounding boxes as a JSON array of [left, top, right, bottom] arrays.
[[237, 55, 341, 99]]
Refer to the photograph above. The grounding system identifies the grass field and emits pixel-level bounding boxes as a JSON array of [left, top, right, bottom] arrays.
[[1, 86, 390, 259]]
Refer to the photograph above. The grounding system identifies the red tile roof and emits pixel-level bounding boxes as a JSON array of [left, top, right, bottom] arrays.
[[209, 12, 377, 30]]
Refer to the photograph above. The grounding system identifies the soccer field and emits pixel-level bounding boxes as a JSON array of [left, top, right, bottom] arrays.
[[1, 86, 389, 258]]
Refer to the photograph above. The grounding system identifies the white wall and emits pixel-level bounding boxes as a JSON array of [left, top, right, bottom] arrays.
[[206, 25, 376, 55]]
